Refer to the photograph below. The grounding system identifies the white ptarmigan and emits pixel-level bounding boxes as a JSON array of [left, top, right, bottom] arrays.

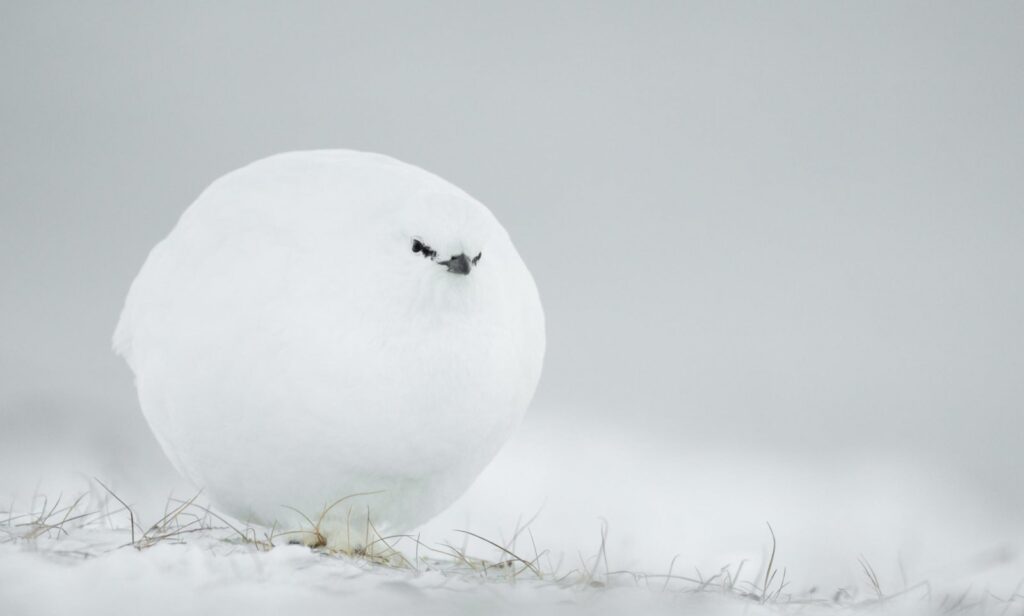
[[114, 150, 545, 548]]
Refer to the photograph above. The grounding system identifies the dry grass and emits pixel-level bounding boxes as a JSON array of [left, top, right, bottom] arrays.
[[1, 480, 1022, 615]]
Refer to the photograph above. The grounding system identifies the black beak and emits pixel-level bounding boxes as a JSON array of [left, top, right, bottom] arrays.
[[440, 253, 472, 275]]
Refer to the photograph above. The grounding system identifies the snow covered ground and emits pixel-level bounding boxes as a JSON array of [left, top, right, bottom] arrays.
[[1, 412, 1020, 615]]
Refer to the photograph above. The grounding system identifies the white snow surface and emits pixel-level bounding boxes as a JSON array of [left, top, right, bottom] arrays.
[[1, 413, 1021, 616]]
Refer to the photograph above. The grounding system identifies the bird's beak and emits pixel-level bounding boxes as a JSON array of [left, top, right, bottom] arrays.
[[440, 253, 472, 275]]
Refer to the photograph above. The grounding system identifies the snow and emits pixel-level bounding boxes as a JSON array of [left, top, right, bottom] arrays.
[[1, 413, 1021, 615]]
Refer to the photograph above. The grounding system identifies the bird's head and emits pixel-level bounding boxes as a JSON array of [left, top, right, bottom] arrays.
[[394, 190, 501, 282]]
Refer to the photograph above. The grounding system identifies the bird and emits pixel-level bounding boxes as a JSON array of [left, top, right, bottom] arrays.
[[113, 150, 545, 549]]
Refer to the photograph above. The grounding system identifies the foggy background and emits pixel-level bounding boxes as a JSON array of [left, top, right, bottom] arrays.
[[2, 0, 1022, 536]]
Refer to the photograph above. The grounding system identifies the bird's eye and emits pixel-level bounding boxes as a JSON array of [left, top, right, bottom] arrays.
[[472, 252, 482, 265], [411, 238, 436, 259]]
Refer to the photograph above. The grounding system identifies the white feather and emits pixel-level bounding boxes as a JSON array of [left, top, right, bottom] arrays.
[[114, 150, 545, 545]]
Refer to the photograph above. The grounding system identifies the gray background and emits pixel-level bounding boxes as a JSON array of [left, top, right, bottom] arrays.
[[2, 2, 1022, 511]]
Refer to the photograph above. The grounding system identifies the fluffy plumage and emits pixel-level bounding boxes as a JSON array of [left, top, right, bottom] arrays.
[[114, 150, 545, 547]]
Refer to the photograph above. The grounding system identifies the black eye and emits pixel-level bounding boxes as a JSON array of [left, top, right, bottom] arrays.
[[472, 252, 482, 265], [411, 238, 436, 259]]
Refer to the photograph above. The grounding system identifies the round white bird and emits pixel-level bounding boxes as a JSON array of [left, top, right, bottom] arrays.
[[114, 150, 545, 548]]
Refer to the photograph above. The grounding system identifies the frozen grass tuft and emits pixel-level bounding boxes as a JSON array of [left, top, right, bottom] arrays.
[[1, 480, 1022, 615]]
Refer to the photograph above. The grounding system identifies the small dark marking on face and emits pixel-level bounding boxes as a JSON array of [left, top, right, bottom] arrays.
[[441, 253, 472, 275], [472, 252, 482, 265], [412, 238, 437, 259]]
